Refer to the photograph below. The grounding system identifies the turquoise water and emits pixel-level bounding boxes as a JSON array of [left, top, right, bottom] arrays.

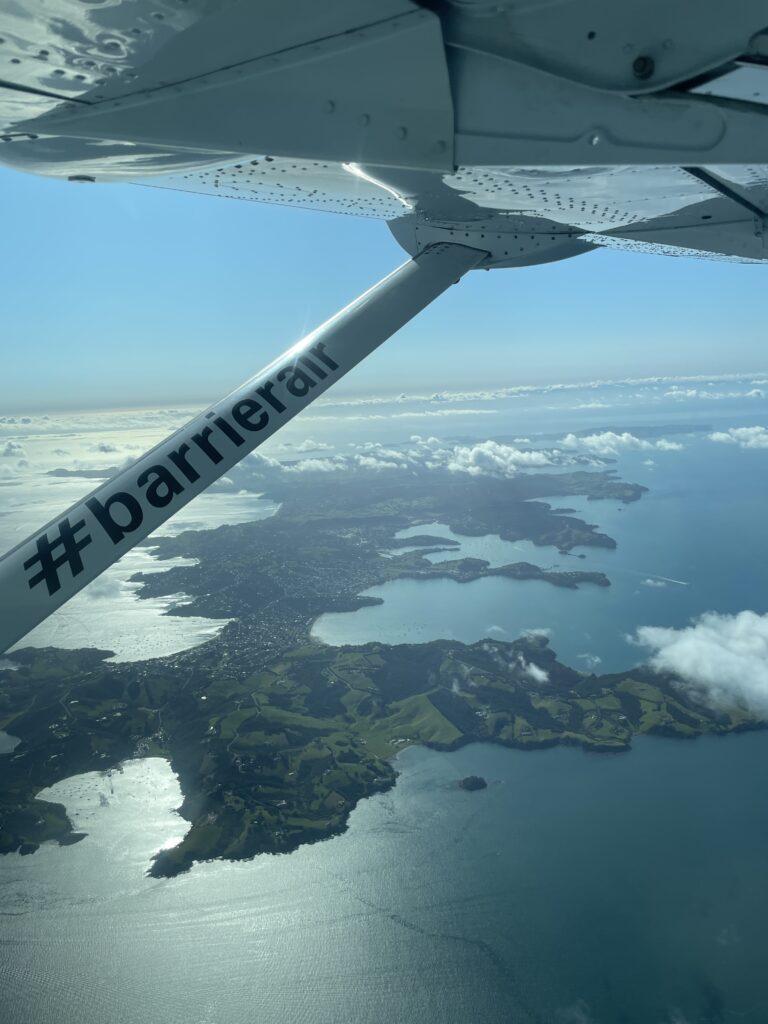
[[1, 734, 768, 1024], [314, 440, 768, 672]]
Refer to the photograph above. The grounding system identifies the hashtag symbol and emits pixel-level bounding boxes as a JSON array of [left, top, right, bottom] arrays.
[[23, 517, 93, 596]]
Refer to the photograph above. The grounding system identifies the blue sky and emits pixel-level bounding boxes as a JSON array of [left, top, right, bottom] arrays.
[[1, 165, 766, 412]]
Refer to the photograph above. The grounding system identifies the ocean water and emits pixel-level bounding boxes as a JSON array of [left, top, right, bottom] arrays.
[[3, 392, 768, 1022], [5, 492, 278, 661], [313, 438, 768, 672], [0, 729, 19, 754], [1, 734, 768, 1024]]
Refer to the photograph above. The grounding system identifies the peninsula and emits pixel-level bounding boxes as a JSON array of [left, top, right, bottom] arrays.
[[1, 460, 757, 877]]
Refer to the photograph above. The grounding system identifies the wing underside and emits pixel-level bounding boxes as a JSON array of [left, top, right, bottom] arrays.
[[2, 0, 768, 264]]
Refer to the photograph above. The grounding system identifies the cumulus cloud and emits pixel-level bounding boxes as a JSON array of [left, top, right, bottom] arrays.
[[355, 455, 402, 471], [295, 439, 332, 453], [89, 442, 120, 453], [665, 385, 764, 401], [560, 431, 682, 457], [246, 452, 281, 472], [444, 440, 553, 477], [641, 578, 667, 588], [517, 655, 549, 684], [709, 426, 768, 449], [1, 441, 25, 457], [632, 610, 768, 714], [286, 457, 348, 473], [243, 436, 564, 482]]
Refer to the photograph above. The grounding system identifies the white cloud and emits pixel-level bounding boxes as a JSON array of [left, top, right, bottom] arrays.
[[295, 439, 332, 453], [304, 407, 499, 423], [518, 656, 549, 684], [632, 610, 768, 715], [664, 388, 702, 400], [409, 435, 442, 447], [641, 578, 667, 588], [244, 436, 562, 481], [709, 426, 768, 449], [355, 455, 401, 471], [357, 443, 410, 459], [664, 386, 765, 402], [246, 451, 282, 472], [1, 441, 25, 457], [577, 652, 602, 671], [444, 440, 553, 478], [522, 627, 552, 639], [485, 624, 507, 636], [560, 431, 682, 457], [315, 372, 768, 413]]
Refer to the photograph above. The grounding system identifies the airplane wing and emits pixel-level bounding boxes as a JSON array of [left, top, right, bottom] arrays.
[[1, 0, 768, 649], [3, 0, 768, 263]]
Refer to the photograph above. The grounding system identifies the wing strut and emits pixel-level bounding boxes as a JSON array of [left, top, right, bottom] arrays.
[[0, 243, 485, 654]]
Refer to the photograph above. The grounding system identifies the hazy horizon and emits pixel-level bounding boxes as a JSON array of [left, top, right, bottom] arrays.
[[2, 166, 768, 413]]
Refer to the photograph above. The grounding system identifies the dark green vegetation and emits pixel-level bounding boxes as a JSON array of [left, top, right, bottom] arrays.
[[1, 462, 758, 875], [458, 776, 488, 791], [0, 636, 756, 876]]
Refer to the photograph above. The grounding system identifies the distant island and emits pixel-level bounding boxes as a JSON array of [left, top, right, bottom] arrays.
[[458, 776, 488, 791], [2, 459, 758, 878]]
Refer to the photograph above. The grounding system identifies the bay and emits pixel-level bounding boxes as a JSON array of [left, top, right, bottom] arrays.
[[313, 439, 768, 672]]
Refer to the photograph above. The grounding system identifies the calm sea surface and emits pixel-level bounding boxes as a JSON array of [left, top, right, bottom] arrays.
[[314, 439, 768, 672], [1, 735, 767, 1024]]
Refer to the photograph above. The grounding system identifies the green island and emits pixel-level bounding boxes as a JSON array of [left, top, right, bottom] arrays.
[[0, 460, 760, 876], [458, 775, 488, 791]]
